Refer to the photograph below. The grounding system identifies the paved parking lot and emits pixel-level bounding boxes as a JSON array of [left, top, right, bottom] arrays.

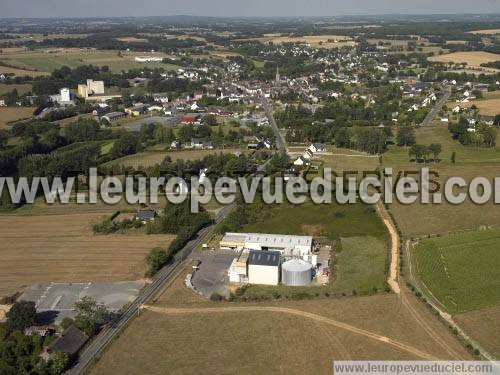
[[191, 250, 237, 298], [20, 281, 145, 324]]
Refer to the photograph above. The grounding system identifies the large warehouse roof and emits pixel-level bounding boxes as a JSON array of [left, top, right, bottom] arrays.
[[248, 250, 281, 267], [221, 232, 313, 248]]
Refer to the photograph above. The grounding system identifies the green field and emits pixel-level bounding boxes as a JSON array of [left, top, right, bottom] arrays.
[[383, 125, 500, 167], [0, 50, 180, 73], [334, 236, 388, 293], [243, 200, 387, 240], [414, 229, 500, 313], [0, 83, 32, 95], [102, 148, 245, 169]]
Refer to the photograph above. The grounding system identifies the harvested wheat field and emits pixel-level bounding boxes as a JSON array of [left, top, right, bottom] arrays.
[[450, 98, 500, 116], [0, 66, 49, 77], [467, 29, 500, 35], [428, 52, 500, 70], [0, 107, 35, 128], [91, 274, 471, 375], [455, 305, 500, 359], [266, 34, 355, 48], [0, 213, 175, 298]]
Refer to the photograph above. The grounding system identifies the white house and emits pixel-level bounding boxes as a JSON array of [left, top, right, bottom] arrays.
[[308, 143, 326, 154], [247, 250, 280, 286], [452, 106, 461, 114], [294, 156, 309, 166], [302, 149, 314, 160]]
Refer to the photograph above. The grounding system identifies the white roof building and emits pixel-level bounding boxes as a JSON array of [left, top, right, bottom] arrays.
[[220, 232, 313, 257]]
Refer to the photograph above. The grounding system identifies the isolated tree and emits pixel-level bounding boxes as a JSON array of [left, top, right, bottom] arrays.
[[451, 151, 456, 164], [396, 126, 416, 147], [74, 296, 111, 337], [428, 143, 442, 161], [479, 125, 497, 147], [146, 247, 170, 276], [409, 144, 428, 162], [6, 301, 36, 331]]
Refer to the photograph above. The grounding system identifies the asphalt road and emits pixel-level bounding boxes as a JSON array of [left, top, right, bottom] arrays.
[[261, 97, 287, 153], [421, 86, 452, 127], [67, 204, 234, 375]]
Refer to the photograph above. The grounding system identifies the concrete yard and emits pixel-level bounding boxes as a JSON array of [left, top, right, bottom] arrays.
[[20, 281, 145, 323], [191, 250, 236, 298]]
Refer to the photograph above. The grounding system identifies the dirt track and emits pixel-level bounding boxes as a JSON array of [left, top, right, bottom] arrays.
[[376, 203, 400, 294], [142, 305, 439, 360]]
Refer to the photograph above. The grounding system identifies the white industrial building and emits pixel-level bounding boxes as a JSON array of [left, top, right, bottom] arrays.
[[247, 250, 280, 285], [135, 56, 163, 62], [220, 233, 313, 257], [228, 251, 249, 283], [49, 88, 73, 105], [225, 233, 317, 286]]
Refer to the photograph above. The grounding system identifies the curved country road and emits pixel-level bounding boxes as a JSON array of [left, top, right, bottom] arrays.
[[141, 305, 440, 361]]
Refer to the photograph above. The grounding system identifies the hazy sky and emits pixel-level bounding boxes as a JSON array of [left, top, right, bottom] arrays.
[[3, 0, 500, 18]]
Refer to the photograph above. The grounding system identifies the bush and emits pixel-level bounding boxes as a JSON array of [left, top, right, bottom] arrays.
[[210, 293, 224, 302], [146, 247, 171, 277]]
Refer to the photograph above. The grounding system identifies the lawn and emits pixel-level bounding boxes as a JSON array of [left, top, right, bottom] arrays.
[[334, 236, 388, 294], [414, 229, 500, 313]]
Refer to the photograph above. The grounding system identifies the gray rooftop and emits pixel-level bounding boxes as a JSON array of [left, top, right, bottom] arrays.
[[248, 250, 281, 267]]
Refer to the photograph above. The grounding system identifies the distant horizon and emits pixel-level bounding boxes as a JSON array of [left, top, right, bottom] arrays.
[[1, 12, 500, 20], [3, 0, 500, 20]]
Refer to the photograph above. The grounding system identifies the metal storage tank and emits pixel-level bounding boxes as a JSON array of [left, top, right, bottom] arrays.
[[281, 259, 312, 286]]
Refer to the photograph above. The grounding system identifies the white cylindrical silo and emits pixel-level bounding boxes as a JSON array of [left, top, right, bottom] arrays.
[[281, 259, 312, 286]]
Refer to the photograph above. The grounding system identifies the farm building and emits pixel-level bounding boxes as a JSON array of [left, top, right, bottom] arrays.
[[101, 111, 126, 123], [228, 251, 249, 283], [136, 210, 157, 223], [47, 325, 89, 356], [220, 233, 313, 257], [247, 250, 281, 285]]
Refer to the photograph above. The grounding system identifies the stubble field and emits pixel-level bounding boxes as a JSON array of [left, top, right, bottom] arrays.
[[0, 107, 35, 128], [428, 51, 500, 71], [0, 213, 175, 298], [90, 269, 471, 375]]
